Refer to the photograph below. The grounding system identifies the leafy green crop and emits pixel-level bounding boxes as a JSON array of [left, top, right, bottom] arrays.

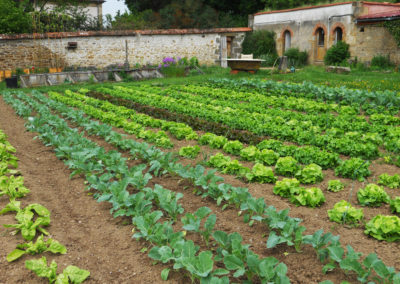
[[199, 133, 217, 145], [209, 135, 228, 149], [390, 197, 400, 215], [207, 153, 230, 169], [365, 215, 400, 242], [222, 140, 243, 156], [357, 184, 390, 207], [3, 203, 50, 240], [327, 200, 363, 225], [181, 207, 216, 246], [334, 158, 371, 181], [7, 235, 66, 262], [327, 180, 345, 192], [0, 175, 30, 200], [245, 163, 276, 184], [256, 149, 279, 166], [275, 157, 299, 177], [378, 173, 400, 189], [273, 178, 301, 198], [290, 187, 325, 208], [240, 146, 260, 161], [295, 163, 324, 184], [25, 256, 90, 284], [179, 145, 200, 159]]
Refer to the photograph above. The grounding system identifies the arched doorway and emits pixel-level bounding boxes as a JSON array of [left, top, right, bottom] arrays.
[[283, 30, 291, 53], [314, 26, 326, 62]]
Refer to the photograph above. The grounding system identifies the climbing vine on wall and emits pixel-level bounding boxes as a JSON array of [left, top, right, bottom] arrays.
[[384, 20, 400, 48]]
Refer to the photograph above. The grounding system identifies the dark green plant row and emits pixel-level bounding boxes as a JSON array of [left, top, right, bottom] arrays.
[[56, 89, 371, 181], [3, 90, 291, 284], [21, 90, 400, 283], [114, 84, 400, 157], [92, 86, 380, 159], [207, 78, 400, 114]]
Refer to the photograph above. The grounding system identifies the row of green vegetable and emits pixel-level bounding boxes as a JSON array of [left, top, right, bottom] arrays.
[[3, 90, 292, 283], [92, 85, 382, 159], [207, 78, 400, 115], [0, 127, 90, 284], [16, 90, 400, 283]]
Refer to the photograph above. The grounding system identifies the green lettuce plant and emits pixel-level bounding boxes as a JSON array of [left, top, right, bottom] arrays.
[[240, 146, 260, 161], [7, 235, 66, 262], [378, 173, 400, 189], [357, 184, 390, 207], [327, 200, 363, 225], [275, 157, 299, 177], [327, 180, 345, 192], [222, 140, 243, 155], [295, 163, 324, 184], [273, 178, 301, 198], [390, 197, 400, 214], [365, 215, 400, 242], [334, 158, 371, 181], [178, 145, 200, 159], [25, 256, 90, 284], [207, 153, 230, 169], [256, 149, 279, 166], [245, 163, 276, 184], [290, 187, 325, 208]]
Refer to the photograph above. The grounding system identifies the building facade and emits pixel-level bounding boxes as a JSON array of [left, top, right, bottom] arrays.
[[251, 1, 400, 64]]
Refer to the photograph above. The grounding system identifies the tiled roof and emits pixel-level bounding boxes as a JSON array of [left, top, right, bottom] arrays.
[[254, 1, 400, 16], [357, 9, 400, 20]]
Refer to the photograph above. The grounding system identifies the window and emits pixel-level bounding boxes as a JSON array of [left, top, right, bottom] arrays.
[[316, 28, 325, 46], [284, 30, 291, 52], [334, 27, 343, 44]]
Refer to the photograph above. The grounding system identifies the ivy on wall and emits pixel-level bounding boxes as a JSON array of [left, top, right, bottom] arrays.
[[384, 20, 400, 48]]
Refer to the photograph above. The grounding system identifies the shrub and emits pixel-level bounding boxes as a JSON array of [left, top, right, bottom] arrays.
[[324, 41, 350, 65], [259, 53, 279, 67], [371, 55, 394, 69], [284, 48, 308, 67], [242, 30, 277, 58]]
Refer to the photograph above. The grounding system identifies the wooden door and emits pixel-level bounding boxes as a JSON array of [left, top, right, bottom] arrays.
[[315, 28, 326, 62]]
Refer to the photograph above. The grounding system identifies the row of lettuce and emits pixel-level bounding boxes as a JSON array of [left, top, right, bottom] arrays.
[[0, 128, 90, 283], [3, 89, 400, 283], [56, 88, 373, 183], [89, 84, 400, 161], [2, 90, 293, 283], [44, 88, 400, 238]]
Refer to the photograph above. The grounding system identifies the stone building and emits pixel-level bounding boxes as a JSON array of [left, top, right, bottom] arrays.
[[39, 0, 105, 19], [251, 1, 400, 64]]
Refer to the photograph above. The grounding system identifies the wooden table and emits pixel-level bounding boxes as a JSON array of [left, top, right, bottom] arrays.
[[226, 59, 264, 74]]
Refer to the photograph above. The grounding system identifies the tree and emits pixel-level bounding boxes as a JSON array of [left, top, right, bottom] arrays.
[[0, 0, 32, 34]]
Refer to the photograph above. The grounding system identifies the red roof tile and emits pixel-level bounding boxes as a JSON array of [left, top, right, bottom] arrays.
[[357, 9, 400, 19]]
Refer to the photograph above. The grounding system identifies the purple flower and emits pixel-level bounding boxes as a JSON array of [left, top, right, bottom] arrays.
[[157, 64, 162, 69], [162, 57, 175, 64], [163, 64, 170, 67]]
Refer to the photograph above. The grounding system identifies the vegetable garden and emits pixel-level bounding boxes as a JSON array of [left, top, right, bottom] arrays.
[[1, 77, 400, 283]]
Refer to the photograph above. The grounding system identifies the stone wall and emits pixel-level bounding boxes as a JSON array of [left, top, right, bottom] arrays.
[[351, 24, 400, 64], [0, 28, 250, 71]]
